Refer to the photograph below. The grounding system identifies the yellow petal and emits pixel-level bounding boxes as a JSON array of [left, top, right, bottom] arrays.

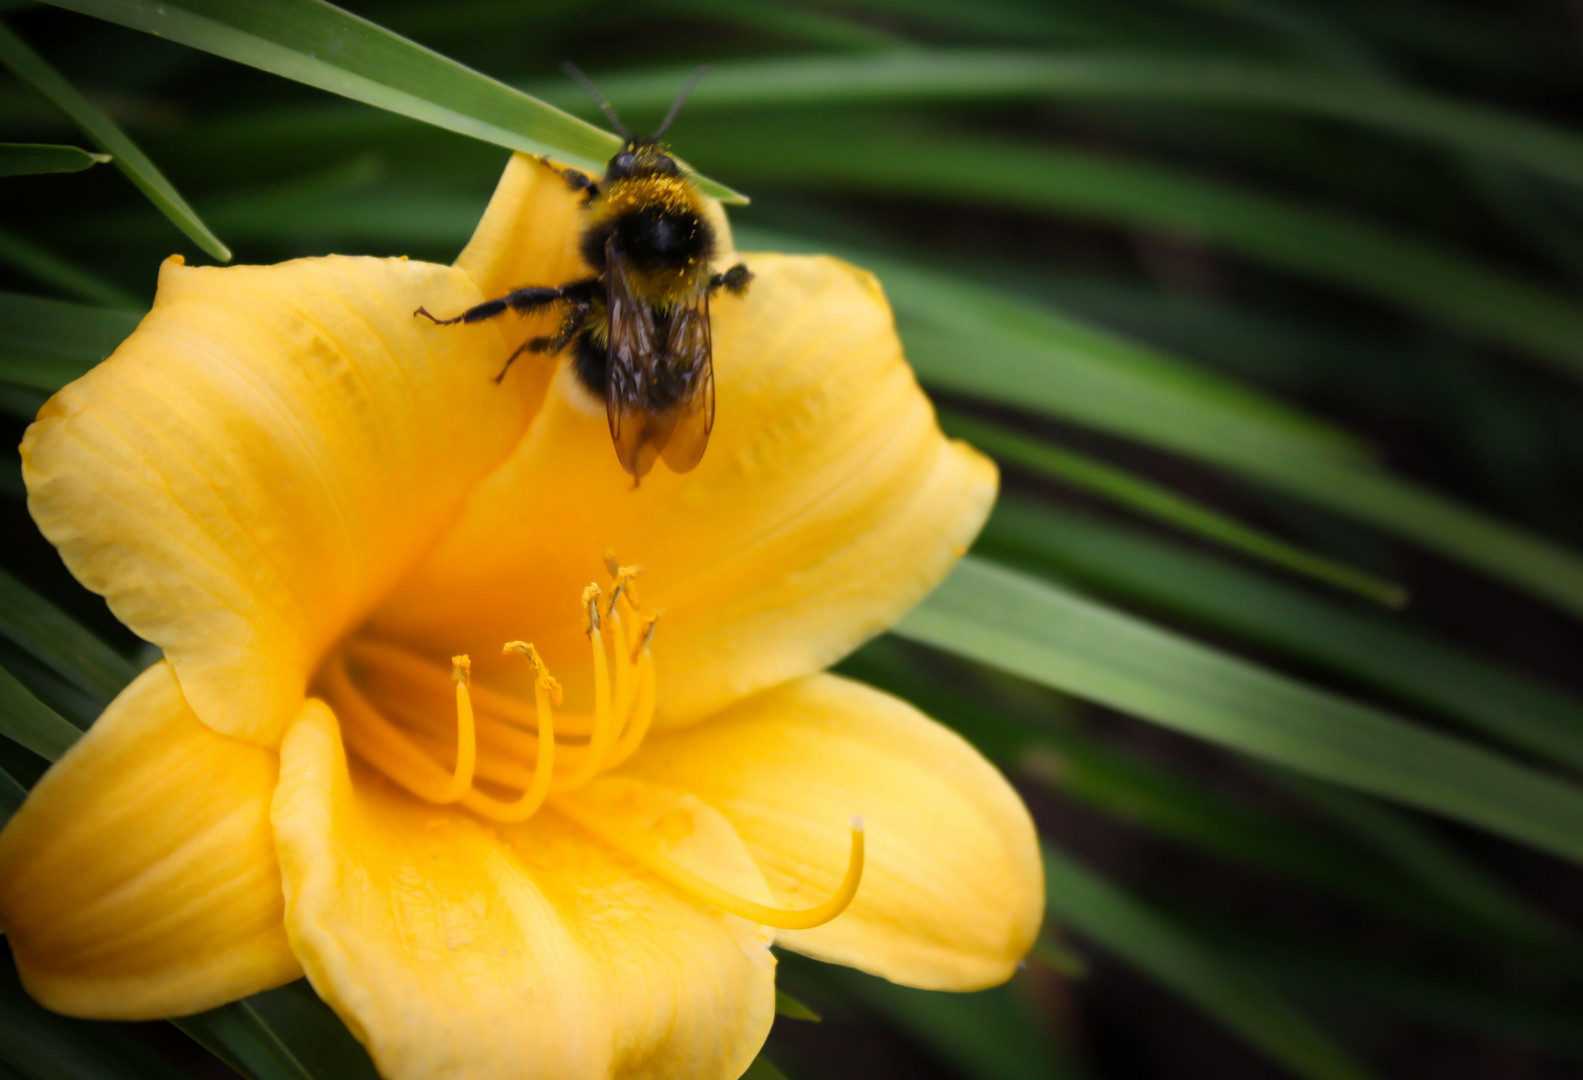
[[0, 662, 299, 1019], [273, 701, 775, 1080], [370, 253, 997, 725], [22, 255, 534, 746], [621, 673, 1044, 990], [454, 152, 596, 302]]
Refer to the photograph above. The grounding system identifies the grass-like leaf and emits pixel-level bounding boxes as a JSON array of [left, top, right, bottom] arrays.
[[0, 948, 190, 1080], [0, 22, 229, 260], [0, 764, 24, 827], [175, 1002, 316, 1080], [792, 959, 1078, 1080], [898, 557, 1583, 865], [1217, 928, 1583, 1057], [773, 990, 821, 1022], [0, 568, 135, 704], [984, 501, 1583, 773], [571, 52, 1583, 189], [1043, 844, 1374, 1080], [0, 289, 141, 395], [739, 227, 1368, 468], [792, 242, 1583, 623], [944, 411, 1403, 606], [740, 1055, 791, 1080], [0, 224, 137, 308], [0, 142, 109, 176], [0, 663, 83, 762], [1282, 778, 1568, 950], [846, 638, 1566, 956], [716, 123, 1583, 384], [38, 0, 744, 202], [245, 982, 380, 1080]]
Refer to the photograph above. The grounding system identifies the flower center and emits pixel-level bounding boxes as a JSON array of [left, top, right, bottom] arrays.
[[320, 563, 863, 930]]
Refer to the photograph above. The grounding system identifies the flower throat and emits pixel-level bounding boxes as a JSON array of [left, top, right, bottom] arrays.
[[322, 563, 863, 931]]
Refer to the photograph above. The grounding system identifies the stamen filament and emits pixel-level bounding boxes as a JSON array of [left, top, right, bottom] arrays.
[[461, 642, 557, 823], [324, 657, 464, 804], [602, 649, 656, 771], [555, 801, 866, 931], [438, 656, 478, 803], [347, 638, 596, 736], [552, 586, 617, 792]]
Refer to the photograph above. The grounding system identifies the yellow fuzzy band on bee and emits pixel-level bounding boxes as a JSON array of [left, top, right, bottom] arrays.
[[589, 173, 704, 226]]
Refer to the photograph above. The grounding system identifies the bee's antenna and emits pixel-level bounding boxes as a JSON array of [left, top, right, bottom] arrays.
[[653, 63, 711, 139], [562, 61, 630, 139]]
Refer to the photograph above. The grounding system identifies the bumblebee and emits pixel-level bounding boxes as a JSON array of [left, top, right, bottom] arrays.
[[416, 65, 751, 480]]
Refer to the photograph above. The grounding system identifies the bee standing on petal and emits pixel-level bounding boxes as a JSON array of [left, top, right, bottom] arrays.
[[415, 64, 752, 481]]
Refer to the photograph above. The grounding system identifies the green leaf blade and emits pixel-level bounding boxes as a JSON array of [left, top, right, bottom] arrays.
[[39, 0, 744, 202], [0, 142, 109, 177], [946, 412, 1403, 605], [0, 22, 230, 260], [1044, 844, 1374, 1080], [0, 663, 83, 762], [579, 51, 1583, 190], [175, 1002, 315, 1080], [0, 567, 136, 703], [898, 557, 1583, 865], [984, 500, 1583, 772]]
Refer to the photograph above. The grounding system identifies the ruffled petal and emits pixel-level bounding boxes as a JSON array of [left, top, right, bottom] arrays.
[[621, 673, 1043, 990], [272, 701, 775, 1080], [22, 255, 534, 746], [0, 662, 299, 1019], [370, 253, 997, 726]]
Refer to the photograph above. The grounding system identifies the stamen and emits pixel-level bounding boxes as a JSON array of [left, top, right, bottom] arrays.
[[334, 569, 672, 825], [553, 586, 616, 792], [602, 648, 656, 770], [461, 642, 559, 823], [438, 656, 478, 803], [607, 564, 642, 616], [556, 801, 867, 931], [324, 656, 467, 805], [632, 609, 662, 664]]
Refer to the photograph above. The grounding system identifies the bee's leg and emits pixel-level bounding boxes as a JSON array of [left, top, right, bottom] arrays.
[[539, 156, 600, 202], [494, 303, 591, 384], [708, 263, 753, 296], [415, 279, 598, 326]]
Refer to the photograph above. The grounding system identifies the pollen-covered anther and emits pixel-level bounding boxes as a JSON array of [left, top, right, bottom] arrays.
[[607, 564, 643, 616]]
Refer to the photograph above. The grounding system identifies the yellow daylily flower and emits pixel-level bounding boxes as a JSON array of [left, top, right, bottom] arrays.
[[0, 153, 1043, 1080]]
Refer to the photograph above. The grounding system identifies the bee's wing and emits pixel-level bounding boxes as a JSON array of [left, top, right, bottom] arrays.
[[656, 291, 715, 473], [603, 238, 671, 479]]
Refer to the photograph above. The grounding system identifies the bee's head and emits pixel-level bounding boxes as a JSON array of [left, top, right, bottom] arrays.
[[606, 138, 681, 182], [563, 61, 710, 178]]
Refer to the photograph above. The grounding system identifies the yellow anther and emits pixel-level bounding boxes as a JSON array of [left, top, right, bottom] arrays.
[[608, 564, 643, 614], [503, 640, 562, 705], [632, 609, 662, 663], [603, 550, 621, 578], [451, 655, 471, 683], [555, 802, 867, 931], [581, 583, 603, 634], [464, 642, 559, 822]]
